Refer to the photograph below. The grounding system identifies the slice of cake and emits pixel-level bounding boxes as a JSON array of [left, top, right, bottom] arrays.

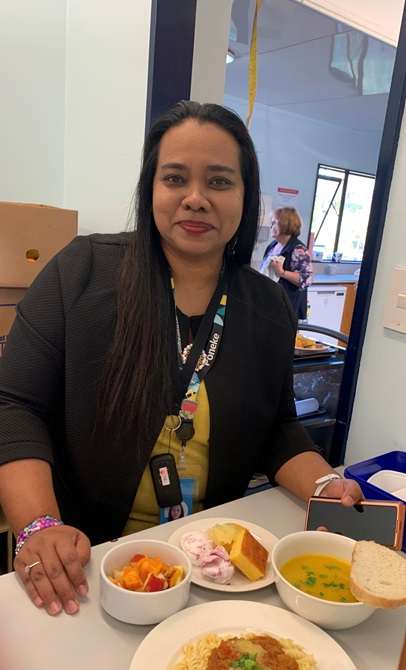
[[229, 528, 269, 581]]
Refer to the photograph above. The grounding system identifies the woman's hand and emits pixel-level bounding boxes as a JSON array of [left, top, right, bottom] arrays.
[[319, 478, 363, 506], [313, 478, 363, 532], [14, 525, 91, 615], [270, 258, 285, 278]]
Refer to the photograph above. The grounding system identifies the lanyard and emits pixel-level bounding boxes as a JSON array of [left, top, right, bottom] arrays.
[[171, 267, 227, 415]]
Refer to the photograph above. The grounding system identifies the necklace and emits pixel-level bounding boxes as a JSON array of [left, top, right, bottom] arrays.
[[181, 343, 209, 372]]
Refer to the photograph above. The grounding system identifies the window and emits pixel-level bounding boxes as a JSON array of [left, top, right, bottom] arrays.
[[309, 164, 375, 262]]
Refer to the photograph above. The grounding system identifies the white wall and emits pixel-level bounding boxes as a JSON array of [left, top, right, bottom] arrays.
[[0, 0, 67, 206], [298, 0, 404, 46], [0, 0, 152, 235], [64, 1, 151, 235], [346, 108, 406, 464]]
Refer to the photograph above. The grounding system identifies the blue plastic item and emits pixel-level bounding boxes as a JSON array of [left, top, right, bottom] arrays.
[[344, 450, 406, 552]]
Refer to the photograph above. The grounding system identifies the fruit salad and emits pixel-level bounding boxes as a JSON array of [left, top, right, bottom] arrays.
[[108, 553, 184, 592]]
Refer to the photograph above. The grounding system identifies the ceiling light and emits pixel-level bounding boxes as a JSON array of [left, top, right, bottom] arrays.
[[226, 49, 235, 64]]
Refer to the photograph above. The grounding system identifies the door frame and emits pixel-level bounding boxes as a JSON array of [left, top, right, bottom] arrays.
[[331, 1, 406, 465]]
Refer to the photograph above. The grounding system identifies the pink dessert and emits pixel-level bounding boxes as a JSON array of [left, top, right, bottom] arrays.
[[199, 545, 235, 584], [180, 530, 214, 566]]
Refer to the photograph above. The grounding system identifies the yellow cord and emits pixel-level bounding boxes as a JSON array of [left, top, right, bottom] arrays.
[[246, 0, 263, 129]]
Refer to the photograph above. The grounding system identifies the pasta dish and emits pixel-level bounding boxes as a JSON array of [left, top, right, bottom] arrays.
[[171, 631, 317, 670]]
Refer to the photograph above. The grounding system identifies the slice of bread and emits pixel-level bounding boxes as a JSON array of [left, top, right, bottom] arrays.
[[350, 540, 406, 609], [229, 528, 269, 581]]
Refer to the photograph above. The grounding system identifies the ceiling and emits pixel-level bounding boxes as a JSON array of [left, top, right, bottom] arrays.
[[224, 0, 396, 133]]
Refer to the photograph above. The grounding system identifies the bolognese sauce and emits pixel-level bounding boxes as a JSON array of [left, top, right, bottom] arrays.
[[206, 635, 298, 669]]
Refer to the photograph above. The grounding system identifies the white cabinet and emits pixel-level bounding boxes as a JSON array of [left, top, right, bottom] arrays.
[[304, 285, 347, 345]]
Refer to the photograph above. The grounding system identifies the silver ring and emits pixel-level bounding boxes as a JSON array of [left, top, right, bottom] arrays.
[[24, 561, 42, 575], [163, 416, 182, 433]]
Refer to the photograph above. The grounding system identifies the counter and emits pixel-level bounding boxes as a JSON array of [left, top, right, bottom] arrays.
[[312, 274, 358, 284]]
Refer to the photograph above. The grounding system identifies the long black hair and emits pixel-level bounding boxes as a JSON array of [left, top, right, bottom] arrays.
[[98, 101, 261, 449]]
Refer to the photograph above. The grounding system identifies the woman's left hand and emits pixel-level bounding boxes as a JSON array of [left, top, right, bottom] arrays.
[[320, 478, 363, 506]]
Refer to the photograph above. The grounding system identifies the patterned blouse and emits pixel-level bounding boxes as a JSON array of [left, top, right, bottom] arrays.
[[260, 239, 313, 291]]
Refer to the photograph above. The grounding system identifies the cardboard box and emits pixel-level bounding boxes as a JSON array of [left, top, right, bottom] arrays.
[[0, 203, 78, 354], [0, 202, 78, 288], [0, 288, 27, 356]]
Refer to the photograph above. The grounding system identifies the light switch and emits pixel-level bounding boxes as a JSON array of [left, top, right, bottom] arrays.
[[383, 267, 406, 333]]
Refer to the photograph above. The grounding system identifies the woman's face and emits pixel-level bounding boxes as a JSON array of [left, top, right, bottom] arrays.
[[170, 504, 182, 520], [152, 120, 244, 265], [270, 215, 280, 238]]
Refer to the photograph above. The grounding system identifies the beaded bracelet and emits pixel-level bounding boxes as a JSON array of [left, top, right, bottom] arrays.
[[15, 515, 64, 555]]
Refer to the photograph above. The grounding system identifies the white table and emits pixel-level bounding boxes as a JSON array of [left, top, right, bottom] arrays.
[[0, 487, 404, 670]]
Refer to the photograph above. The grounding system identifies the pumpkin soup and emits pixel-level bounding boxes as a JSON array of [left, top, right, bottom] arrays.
[[280, 554, 358, 603]]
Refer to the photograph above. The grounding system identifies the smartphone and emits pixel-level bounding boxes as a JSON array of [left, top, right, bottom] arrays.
[[305, 497, 405, 550]]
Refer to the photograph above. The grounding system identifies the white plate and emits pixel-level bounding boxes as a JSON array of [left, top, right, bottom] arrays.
[[129, 600, 357, 670], [168, 516, 278, 592]]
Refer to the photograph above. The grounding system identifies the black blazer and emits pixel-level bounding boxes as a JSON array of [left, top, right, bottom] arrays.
[[0, 234, 318, 544]]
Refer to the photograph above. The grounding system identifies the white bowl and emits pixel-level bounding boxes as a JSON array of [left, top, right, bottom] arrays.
[[271, 531, 376, 630], [368, 470, 406, 499], [100, 539, 192, 625]]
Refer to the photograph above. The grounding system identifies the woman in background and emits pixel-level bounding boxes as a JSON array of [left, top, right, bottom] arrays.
[[260, 207, 313, 319]]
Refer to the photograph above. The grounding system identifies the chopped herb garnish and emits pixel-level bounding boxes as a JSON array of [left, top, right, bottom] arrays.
[[322, 581, 345, 589], [231, 652, 264, 669]]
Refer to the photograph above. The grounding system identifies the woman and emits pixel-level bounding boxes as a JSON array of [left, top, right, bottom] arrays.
[[0, 101, 361, 616], [260, 207, 313, 319]]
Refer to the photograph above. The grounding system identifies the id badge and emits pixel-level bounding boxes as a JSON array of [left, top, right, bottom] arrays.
[[159, 466, 202, 524], [149, 453, 182, 508]]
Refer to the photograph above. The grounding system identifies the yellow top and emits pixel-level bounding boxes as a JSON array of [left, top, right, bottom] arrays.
[[122, 381, 210, 535]]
